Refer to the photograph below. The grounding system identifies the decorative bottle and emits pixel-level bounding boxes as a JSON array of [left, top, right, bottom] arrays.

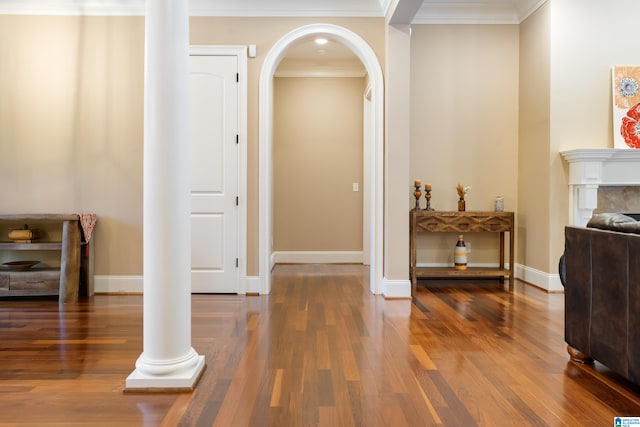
[[454, 235, 467, 270]]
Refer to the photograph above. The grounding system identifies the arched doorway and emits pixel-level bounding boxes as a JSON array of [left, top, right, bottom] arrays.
[[259, 23, 384, 294]]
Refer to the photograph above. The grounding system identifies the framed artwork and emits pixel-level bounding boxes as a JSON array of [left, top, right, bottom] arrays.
[[612, 65, 640, 149]]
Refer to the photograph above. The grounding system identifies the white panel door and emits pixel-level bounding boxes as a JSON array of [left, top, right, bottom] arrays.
[[189, 55, 238, 293]]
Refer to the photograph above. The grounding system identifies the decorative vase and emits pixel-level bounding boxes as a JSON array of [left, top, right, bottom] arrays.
[[458, 198, 466, 212], [454, 235, 467, 270]]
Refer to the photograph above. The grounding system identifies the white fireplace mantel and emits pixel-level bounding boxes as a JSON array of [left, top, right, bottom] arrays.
[[561, 148, 640, 226]]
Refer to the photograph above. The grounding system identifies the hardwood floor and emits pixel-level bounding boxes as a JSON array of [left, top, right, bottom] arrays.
[[1, 264, 640, 426]]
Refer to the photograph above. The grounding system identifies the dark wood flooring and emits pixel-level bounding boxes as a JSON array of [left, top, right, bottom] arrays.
[[1, 264, 640, 426]]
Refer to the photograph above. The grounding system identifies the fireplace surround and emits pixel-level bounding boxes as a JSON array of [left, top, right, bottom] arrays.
[[560, 149, 640, 226]]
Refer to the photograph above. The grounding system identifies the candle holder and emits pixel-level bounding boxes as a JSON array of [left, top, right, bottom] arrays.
[[424, 188, 434, 211], [413, 184, 422, 211]]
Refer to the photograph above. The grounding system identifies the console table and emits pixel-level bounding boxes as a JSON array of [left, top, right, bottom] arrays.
[[410, 210, 515, 295], [0, 214, 93, 304]]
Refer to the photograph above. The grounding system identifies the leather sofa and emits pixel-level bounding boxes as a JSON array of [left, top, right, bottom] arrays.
[[561, 213, 640, 384]]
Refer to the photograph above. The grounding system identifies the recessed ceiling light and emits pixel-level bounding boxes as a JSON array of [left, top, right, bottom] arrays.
[[315, 38, 328, 45]]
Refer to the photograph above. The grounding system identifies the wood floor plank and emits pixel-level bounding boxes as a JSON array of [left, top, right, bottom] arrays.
[[2, 265, 640, 426]]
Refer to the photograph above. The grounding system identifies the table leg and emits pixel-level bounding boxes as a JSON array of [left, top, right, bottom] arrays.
[[499, 231, 505, 269], [509, 228, 515, 292], [499, 231, 505, 284], [60, 220, 81, 304], [410, 213, 416, 297]]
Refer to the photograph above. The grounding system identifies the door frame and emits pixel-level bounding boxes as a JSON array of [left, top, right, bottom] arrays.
[[190, 45, 247, 294], [259, 24, 384, 294]]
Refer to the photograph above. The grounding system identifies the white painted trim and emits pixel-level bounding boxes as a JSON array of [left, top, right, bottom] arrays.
[[362, 84, 372, 266], [189, 45, 248, 295], [412, 3, 519, 25], [412, 0, 545, 24], [126, 354, 205, 390], [515, 264, 564, 292], [95, 264, 562, 297], [0, 1, 146, 15], [259, 24, 384, 295], [245, 276, 261, 294], [94, 275, 143, 294], [0, 0, 382, 17], [0, 0, 545, 23], [517, 0, 548, 22], [95, 274, 265, 296], [189, 0, 382, 18], [414, 262, 563, 293], [272, 251, 363, 264], [560, 148, 640, 226], [381, 278, 411, 299]]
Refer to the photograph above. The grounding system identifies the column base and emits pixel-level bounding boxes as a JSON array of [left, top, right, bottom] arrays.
[[124, 355, 205, 392]]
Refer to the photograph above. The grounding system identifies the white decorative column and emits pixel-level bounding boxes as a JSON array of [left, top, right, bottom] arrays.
[[561, 148, 640, 226], [126, 0, 205, 390]]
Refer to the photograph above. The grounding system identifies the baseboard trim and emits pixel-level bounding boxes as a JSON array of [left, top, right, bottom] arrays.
[[95, 275, 264, 295], [416, 262, 563, 293], [381, 278, 411, 299], [94, 263, 563, 296], [95, 275, 143, 294], [245, 276, 261, 294], [272, 251, 363, 264], [515, 264, 564, 293]]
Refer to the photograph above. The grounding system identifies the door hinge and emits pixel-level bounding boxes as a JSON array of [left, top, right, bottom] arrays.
[[236, 258, 239, 268], [236, 196, 239, 206], [236, 73, 239, 82], [236, 134, 239, 144]]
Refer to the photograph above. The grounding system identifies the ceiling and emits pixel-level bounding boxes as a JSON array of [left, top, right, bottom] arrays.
[[276, 36, 366, 77]]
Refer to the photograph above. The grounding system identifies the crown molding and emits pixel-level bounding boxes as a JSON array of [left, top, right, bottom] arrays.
[[0, 0, 546, 22], [188, 0, 383, 18], [0, 0, 383, 17], [413, 0, 546, 24], [0, 0, 144, 15], [516, 0, 547, 22], [378, 0, 393, 16], [412, 3, 519, 24], [0, 0, 145, 16]]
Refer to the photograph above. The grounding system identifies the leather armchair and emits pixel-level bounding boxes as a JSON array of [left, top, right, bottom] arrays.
[[563, 213, 640, 384]]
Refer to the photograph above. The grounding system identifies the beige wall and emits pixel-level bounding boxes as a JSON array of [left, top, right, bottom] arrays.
[[518, 3, 550, 272], [0, 16, 145, 276], [0, 16, 384, 277], [4, 3, 637, 284], [410, 24, 519, 265], [546, 0, 640, 273], [518, 0, 640, 276], [273, 77, 365, 251]]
